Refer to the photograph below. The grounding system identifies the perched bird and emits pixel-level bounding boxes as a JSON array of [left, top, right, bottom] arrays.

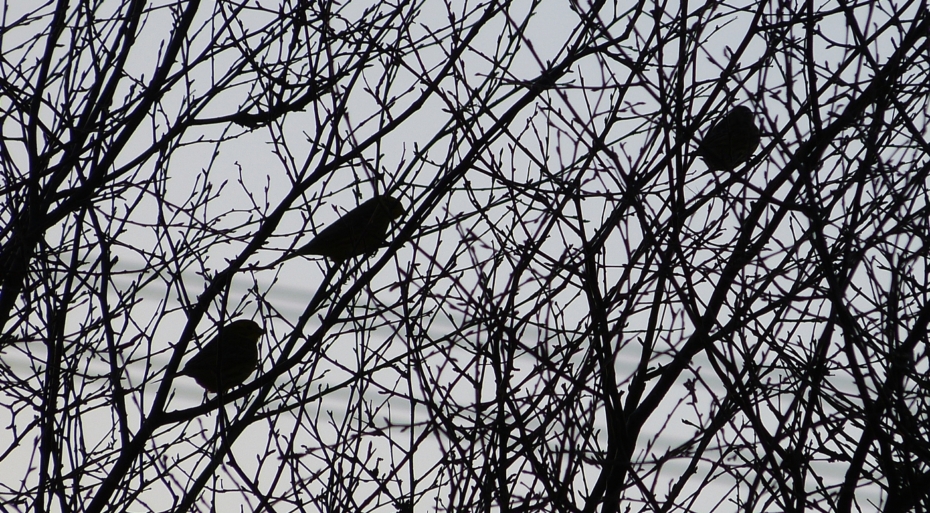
[[280, 195, 404, 263], [696, 105, 761, 171], [177, 319, 264, 393]]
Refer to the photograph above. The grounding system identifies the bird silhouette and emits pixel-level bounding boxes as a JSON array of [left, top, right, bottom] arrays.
[[277, 195, 404, 264], [696, 105, 761, 171], [177, 319, 264, 393]]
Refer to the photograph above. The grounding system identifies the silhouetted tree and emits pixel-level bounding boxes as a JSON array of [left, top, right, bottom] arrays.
[[1, 1, 928, 512]]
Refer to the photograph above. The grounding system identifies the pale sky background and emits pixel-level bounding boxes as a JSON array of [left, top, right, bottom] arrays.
[[0, 0, 914, 511]]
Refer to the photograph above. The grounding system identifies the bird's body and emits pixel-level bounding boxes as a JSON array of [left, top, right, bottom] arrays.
[[177, 319, 263, 393], [696, 105, 761, 171], [285, 195, 404, 263]]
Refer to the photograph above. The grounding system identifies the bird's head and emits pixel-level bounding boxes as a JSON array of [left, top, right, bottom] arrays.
[[379, 195, 405, 219], [225, 319, 264, 340]]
